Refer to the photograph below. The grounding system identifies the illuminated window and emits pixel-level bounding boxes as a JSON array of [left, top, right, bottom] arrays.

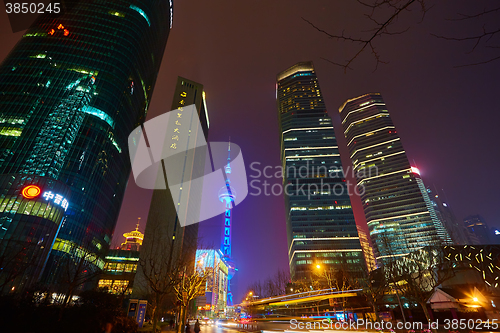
[[0, 127, 22, 137], [108, 10, 125, 18], [98, 279, 113, 288]]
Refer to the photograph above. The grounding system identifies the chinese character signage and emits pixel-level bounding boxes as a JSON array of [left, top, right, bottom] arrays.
[[170, 90, 187, 150], [42, 191, 69, 211], [21, 185, 69, 211]]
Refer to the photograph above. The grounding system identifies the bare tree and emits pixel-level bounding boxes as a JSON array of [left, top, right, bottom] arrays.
[[0, 238, 41, 293], [174, 267, 207, 333], [303, 0, 500, 71], [359, 267, 388, 322], [379, 233, 411, 323], [134, 219, 204, 333], [431, 6, 500, 67], [246, 280, 263, 299], [263, 277, 279, 297], [135, 225, 183, 333], [303, 0, 427, 71], [315, 262, 358, 319], [396, 246, 455, 327], [274, 269, 291, 295], [55, 237, 104, 319], [245, 268, 290, 299]]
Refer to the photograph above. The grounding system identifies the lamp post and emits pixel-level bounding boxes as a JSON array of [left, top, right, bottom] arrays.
[[246, 292, 254, 319]]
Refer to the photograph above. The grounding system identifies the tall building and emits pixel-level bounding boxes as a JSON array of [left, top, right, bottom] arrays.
[[218, 142, 237, 306], [276, 62, 365, 280], [414, 172, 452, 245], [339, 93, 442, 262], [195, 249, 228, 317], [356, 226, 377, 272], [0, 0, 173, 292], [133, 77, 209, 297], [426, 187, 470, 244], [464, 215, 491, 245]]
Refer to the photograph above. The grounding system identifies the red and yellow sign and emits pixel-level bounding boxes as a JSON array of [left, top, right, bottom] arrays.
[[22, 185, 41, 199]]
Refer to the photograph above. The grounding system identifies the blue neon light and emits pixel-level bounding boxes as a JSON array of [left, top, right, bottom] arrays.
[[129, 5, 151, 26], [82, 106, 115, 128], [292, 73, 312, 78], [223, 209, 231, 257]]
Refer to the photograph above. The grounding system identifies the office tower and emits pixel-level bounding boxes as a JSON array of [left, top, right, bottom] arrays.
[[218, 142, 236, 306], [415, 173, 452, 244], [427, 187, 470, 244], [133, 77, 209, 297], [195, 249, 228, 317], [356, 226, 377, 272], [0, 0, 173, 292], [276, 62, 365, 280], [339, 93, 442, 262], [464, 215, 491, 245]]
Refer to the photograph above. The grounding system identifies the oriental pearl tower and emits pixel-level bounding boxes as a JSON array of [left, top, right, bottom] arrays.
[[218, 141, 236, 306]]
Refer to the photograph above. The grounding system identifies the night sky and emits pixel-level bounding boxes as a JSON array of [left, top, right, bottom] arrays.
[[1, 1, 499, 304]]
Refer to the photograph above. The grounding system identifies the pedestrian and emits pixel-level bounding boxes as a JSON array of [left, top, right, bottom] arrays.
[[169, 318, 175, 329], [194, 319, 201, 333], [185, 322, 191, 333]]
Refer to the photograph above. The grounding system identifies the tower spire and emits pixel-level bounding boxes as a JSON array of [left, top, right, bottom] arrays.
[[224, 138, 232, 177], [218, 136, 236, 307]]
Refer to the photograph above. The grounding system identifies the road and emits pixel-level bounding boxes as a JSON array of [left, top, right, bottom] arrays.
[[162, 324, 256, 333]]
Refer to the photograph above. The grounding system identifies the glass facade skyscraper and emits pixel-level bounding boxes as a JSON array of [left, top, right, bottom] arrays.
[[276, 62, 365, 280], [0, 0, 173, 292], [427, 187, 470, 244], [339, 93, 442, 262], [464, 215, 491, 245]]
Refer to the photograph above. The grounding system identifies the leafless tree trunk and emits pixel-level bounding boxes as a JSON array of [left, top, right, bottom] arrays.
[[56, 237, 104, 320]]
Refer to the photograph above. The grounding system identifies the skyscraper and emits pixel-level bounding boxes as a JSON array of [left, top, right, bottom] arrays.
[[464, 215, 491, 245], [427, 187, 470, 244], [0, 0, 173, 292], [339, 93, 442, 262], [276, 62, 365, 280], [195, 249, 228, 318], [133, 77, 209, 297], [356, 226, 377, 272]]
